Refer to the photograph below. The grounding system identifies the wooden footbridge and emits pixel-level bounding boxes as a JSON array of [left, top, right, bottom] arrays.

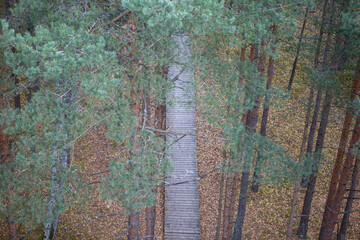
[[165, 33, 201, 239]]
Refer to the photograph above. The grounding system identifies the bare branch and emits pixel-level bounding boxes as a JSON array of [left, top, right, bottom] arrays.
[[145, 127, 227, 141], [89, 10, 131, 34], [115, 225, 131, 240]]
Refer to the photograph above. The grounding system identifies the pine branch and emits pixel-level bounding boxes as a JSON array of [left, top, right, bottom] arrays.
[[89, 10, 131, 34]]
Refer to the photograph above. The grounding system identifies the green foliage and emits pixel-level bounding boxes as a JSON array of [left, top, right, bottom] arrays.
[[0, 0, 125, 231], [99, 131, 171, 213], [4, 0, 359, 237]]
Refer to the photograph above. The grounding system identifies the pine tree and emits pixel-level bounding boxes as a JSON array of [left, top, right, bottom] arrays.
[[0, 2, 123, 238]]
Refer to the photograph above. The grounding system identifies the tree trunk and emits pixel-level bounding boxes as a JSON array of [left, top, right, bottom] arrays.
[[44, 79, 72, 240], [129, 212, 140, 240], [232, 51, 260, 238], [222, 175, 236, 240], [296, 0, 328, 187], [300, 89, 322, 187], [285, 87, 314, 239], [233, 171, 250, 240], [313, 0, 329, 68], [319, 61, 359, 239], [297, 91, 332, 239], [259, 26, 277, 138], [301, 0, 335, 186], [288, 8, 309, 91], [319, 117, 360, 239], [252, 26, 277, 192], [222, 45, 247, 240], [44, 162, 59, 240], [0, 92, 10, 164], [145, 95, 166, 240], [338, 149, 360, 240], [13, 75, 21, 109]]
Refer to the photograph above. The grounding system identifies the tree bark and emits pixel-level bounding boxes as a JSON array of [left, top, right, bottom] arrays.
[[233, 171, 250, 240], [300, 0, 335, 186], [232, 45, 259, 237], [288, 8, 309, 91], [44, 79, 72, 240], [222, 174, 236, 240], [297, 91, 332, 239], [222, 45, 247, 240], [338, 149, 360, 239], [313, 0, 329, 68], [285, 87, 314, 239], [13, 75, 21, 110], [300, 89, 322, 187], [319, 60, 359, 239], [129, 212, 140, 240], [252, 26, 277, 192], [319, 117, 360, 239], [145, 92, 166, 239]]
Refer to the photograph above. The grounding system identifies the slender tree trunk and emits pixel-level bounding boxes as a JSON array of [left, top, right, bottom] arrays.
[[301, 0, 335, 186], [145, 92, 166, 239], [233, 171, 250, 240], [288, 9, 309, 91], [259, 26, 277, 138], [222, 45, 247, 240], [313, 0, 329, 68], [44, 159, 59, 240], [44, 79, 72, 240], [298, 0, 338, 235], [232, 42, 260, 240], [319, 118, 360, 239], [300, 89, 322, 187], [297, 91, 332, 239], [13, 76, 21, 109], [319, 61, 359, 239], [232, 44, 260, 237], [293, 0, 328, 190], [285, 87, 314, 239], [338, 150, 360, 239], [252, 26, 277, 192], [0, 92, 10, 164], [129, 212, 140, 240], [7, 220, 18, 240], [222, 175, 236, 240]]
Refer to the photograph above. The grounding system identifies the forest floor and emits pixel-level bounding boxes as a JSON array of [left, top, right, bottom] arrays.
[[1, 51, 360, 240], [56, 50, 360, 239]]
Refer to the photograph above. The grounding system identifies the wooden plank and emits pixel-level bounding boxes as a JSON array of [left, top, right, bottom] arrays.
[[164, 33, 200, 240]]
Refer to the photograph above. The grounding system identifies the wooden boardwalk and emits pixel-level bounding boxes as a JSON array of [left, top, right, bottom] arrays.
[[165, 33, 201, 240]]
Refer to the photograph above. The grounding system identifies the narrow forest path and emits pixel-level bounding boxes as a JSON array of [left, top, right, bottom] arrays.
[[164, 33, 201, 239]]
